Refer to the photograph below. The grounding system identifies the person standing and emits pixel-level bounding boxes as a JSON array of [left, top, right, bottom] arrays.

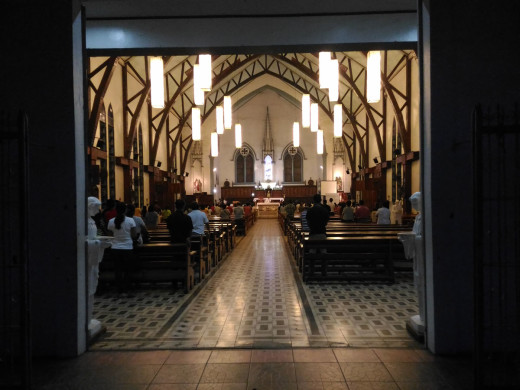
[[376, 200, 391, 225], [306, 194, 329, 240], [107, 202, 137, 294], [188, 202, 209, 236], [166, 199, 193, 244], [354, 200, 371, 222], [144, 206, 159, 229], [126, 204, 148, 245], [341, 200, 355, 222]]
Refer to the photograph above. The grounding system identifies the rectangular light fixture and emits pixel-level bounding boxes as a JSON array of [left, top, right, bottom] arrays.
[[310, 103, 318, 132], [216, 105, 224, 134], [235, 123, 242, 148], [328, 59, 339, 102], [293, 122, 300, 147], [334, 104, 342, 137], [319, 52, 331, 89], [193, 64, 205, 106], [198, 54, 212, 91], [211, 131, 218, 157], [192, 107, 201, 141], [301, 94, 310, 128], [317, 129, 324, 154], [367, 51, 381, 103], [150, 56, 164, 109], [224, 96, 232, 129]]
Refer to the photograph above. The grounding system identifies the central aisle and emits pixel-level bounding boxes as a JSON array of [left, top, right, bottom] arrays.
[[163, 219, 312, 348], [91, 219, 419, 350]]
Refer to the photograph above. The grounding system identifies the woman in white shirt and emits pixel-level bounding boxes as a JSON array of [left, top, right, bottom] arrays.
[[108, 202, 137, 293]]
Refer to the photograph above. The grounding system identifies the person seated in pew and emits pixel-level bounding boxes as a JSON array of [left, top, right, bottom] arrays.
[[376, 200, 391, 225], [243, 203, 252, 218], [189, 201, 209, 236], [354, 200, 371, 222], [166, 199, 193, 244], [341, 200, 355, 222], [219, 203, 231, 220]]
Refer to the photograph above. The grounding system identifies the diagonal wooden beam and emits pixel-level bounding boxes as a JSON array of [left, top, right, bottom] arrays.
[[88, 56, 117, 144]]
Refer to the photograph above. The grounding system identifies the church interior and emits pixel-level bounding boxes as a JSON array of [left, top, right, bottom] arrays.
[[2, 1, 520, 389]]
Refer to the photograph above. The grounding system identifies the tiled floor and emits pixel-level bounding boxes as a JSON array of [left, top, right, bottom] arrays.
[[33, 348, 474, 389], [32, 220, 475, 389], [91, 219, 420, 350]]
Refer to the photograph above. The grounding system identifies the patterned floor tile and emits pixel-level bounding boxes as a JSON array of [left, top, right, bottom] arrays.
[[91, 220, 420, 350]]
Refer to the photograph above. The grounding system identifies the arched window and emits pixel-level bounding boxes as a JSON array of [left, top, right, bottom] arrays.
[[235, 146, 255, 183], [283, 146, 303, 183], [107, 105, 116, 199], [264, 155, 273, 181]]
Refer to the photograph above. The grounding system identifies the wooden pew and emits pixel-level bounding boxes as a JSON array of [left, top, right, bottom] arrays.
[[302, 237, 404, 283], [99, 242, 195, 292]]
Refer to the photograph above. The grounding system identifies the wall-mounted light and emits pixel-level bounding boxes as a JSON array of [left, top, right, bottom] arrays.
[[373, 157, 379, 164], [333, 104, 342, 137], [310, 103, 318, 132], [358, 164, 362, 170], [156, 161, 162, 168], [301, 94, 310, 128], [328, 59, 339, 102], [235, 123, 242, 148], [346, 168, 350, 174], [319, 51, 331, 88], [193, 64, 205, 106], [317, 129, 323, 155], [224, 96, 232, 129], [367, 51, 381, 103], [198, 54, 212, 91], [211, 131, 219, 157], [182, 172, 189, 177], [394, 148, 400, 155], [150, 56, 165, 108], [293, 122, 300, 147], [173, 168, 177, 174], [216, 105, 224, 134], [192, 107, 201, 140]]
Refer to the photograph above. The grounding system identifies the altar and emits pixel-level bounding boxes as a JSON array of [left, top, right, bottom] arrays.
[[257, 202, 279, 219]]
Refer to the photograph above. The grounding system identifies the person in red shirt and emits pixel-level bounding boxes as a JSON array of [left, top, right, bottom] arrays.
[[354, 200, 371, 222]]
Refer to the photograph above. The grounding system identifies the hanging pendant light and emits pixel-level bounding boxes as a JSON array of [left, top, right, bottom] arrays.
[[192, 107, 201, 141], [310, 103, 318, 132], [302, 94, 310, 128], [193, 64, 204, 106], [211, 131, 218, 157], [367, 51, 381, 103], [317, 129, 324, 154], [198, 54, 212, 91], [235, 123, 242, 148], [224, 96, 232, 129], [319, 52, 331, 89], [293, 122, 300, 147], [334, 104, 342, 137], [150, 56, 164, 108], [328, 59, 339, 102], [216, 105, 224, 134]]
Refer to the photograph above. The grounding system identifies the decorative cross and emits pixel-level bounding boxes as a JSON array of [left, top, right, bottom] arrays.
[[240, 146, 249, 156], [288, 146, 298, 156]]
